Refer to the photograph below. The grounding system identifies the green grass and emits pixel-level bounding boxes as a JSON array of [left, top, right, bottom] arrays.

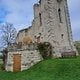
[[0, 57, 80, 80], [0, 59, 2, 64]]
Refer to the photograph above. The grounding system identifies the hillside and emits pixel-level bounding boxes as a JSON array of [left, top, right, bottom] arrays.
[[0, 57, 80, 80]]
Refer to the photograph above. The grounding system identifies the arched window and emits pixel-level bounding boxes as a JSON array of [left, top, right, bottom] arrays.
[[58, 8, 62, 23]]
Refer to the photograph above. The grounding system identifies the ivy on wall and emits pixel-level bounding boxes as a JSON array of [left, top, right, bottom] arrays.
[[37, 42, 52, 59]]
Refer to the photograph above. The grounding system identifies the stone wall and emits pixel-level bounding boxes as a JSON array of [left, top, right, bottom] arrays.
[[16, 0, 77, 57], [6, 49, 42, 72]]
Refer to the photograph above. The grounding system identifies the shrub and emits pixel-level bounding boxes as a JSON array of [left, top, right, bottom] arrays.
[[75, 41, 80, 55], [37, 42, 52, 59]]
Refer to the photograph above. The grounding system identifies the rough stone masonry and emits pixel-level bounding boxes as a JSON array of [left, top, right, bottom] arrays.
[[6, 0, 78, 71]]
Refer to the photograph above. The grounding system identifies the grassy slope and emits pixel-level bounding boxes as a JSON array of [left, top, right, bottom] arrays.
[[0, 57, 80, 80], [0, 59, 2, 64]]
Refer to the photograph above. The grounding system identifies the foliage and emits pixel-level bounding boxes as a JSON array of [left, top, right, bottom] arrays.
[[0, 57, 80, 80], [0, 22, 17, 49], [0, 54, 3, 59], [1, 48, 8, 70], [75, 41, 80, 54], [37, 42, 52, 59]]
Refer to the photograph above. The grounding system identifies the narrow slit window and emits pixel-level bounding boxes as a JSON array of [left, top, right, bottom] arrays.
[[39, 13, 42, 26], [61, 34, 64, 39], [58, 8, 62, 23]]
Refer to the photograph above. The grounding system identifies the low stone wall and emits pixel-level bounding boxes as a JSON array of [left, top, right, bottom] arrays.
[[6, 49, 42, 72]]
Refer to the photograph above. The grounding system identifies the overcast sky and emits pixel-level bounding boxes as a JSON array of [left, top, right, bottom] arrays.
[[0, 0, 80, 41]]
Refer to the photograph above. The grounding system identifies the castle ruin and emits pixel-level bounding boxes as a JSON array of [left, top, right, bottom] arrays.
[[6, 0, 77, 72]]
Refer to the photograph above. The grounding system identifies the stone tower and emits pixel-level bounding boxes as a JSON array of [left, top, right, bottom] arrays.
[[33, 0, 77, 57], [16, 0, 77, 57]]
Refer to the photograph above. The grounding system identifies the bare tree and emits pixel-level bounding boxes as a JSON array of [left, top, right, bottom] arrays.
[[0, 22, 17, 70], [0, 22, 17, 48]]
